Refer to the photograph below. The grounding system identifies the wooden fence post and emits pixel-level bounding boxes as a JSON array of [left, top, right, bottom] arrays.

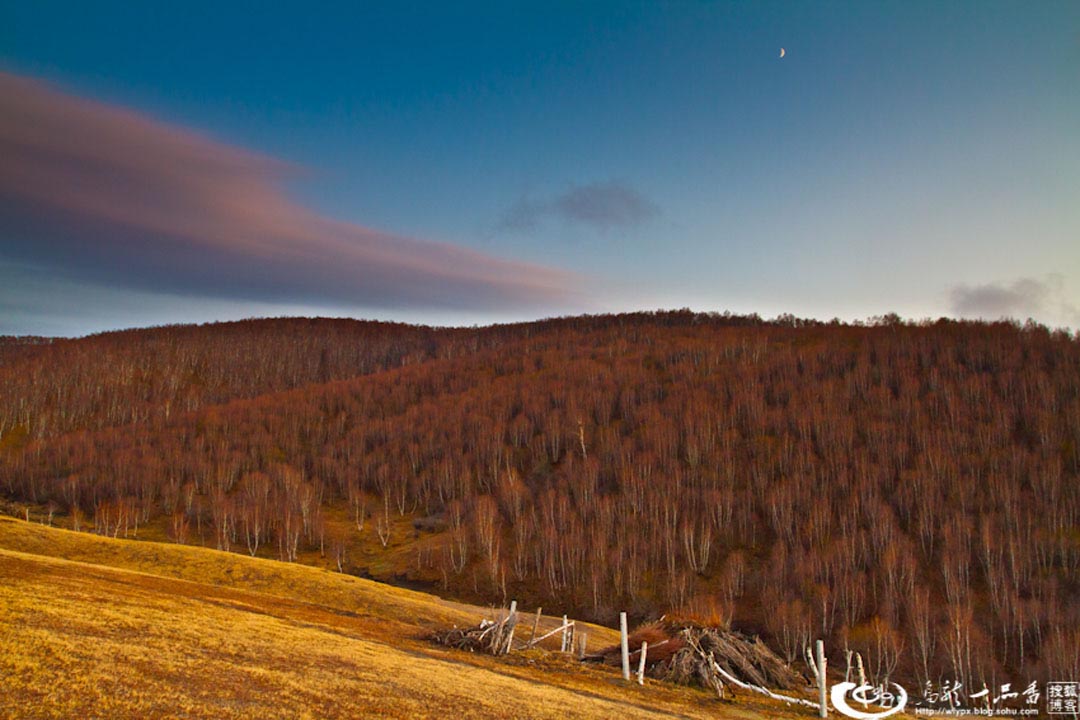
[[620, 612, 630, 681], [856, 652, 867, 708], [503, 600, 518, 654], [638, 641, 648, 685], [816, 639, 828, 718], [529, 607, 541, 644]]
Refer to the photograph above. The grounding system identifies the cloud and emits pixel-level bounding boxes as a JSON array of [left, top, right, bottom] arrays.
[[950, 275, 1080, 327], [0, 71, 576, 312], [499, 181, 658, 233]]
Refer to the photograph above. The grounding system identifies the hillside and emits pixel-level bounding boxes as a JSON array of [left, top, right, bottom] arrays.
[[0, 317, 441, 438], [2, 312, 1079, 699], [0, 516, 813, 719]]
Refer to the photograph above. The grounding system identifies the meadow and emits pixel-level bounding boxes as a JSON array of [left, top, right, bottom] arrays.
[[0, 515, 814, 719]]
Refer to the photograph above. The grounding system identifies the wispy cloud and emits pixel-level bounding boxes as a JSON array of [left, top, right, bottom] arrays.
[[950, 275, 1079, 327], [499, 181, 658, 233], [0, 71, 576, 311]]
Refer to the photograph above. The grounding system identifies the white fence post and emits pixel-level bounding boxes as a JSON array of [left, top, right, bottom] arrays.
[[817, 639, 828, 718], [620, 612, 630, 681]]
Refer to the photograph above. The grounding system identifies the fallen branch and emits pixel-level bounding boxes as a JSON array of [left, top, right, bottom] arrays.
[[711, 660, 820, 709], [523, 620, 574, 649]]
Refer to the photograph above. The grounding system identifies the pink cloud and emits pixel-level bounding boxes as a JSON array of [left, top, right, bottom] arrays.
[[0, 71, 576, 310]]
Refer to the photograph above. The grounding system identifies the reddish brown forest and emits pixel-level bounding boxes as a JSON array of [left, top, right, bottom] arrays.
[[2, 312, 1078, 694]]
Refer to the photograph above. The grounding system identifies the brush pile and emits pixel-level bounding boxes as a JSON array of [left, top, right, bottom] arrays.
[[429, 614, 518, 655], [587, 622, 802, 695], [661, 626, 802, 692]]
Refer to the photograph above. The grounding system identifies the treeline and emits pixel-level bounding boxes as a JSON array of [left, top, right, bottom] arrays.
[[0, 317, 439, 438], [2, 313, 1078, 695], [0, 311, 777, 440]]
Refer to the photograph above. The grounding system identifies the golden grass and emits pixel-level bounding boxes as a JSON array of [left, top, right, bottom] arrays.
[[0, 517, 817, 719]]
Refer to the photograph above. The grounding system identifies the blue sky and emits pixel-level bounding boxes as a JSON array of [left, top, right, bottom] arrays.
[[1, 1, 1078, 335]]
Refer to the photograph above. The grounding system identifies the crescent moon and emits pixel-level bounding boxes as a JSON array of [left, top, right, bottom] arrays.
[[780, 48, 786, 58]]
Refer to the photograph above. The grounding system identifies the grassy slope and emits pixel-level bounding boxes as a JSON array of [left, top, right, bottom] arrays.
[[0, 517, 817, 720]]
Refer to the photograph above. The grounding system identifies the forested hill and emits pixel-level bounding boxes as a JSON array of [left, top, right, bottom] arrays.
[[0, 312, 783, 440], [2, 312, 1079, 693], [0, 317, 440, 437]]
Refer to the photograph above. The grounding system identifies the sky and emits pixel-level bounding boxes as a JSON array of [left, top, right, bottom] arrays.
[[1, 1, 1079, 336]]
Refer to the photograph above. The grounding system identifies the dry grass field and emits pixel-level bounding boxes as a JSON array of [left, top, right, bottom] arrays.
[[0, 516, 820, 719]]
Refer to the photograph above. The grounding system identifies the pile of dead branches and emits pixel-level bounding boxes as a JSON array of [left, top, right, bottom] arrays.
[[588, 622, 802, 694], [660, 626, 807, 690], [429, 614, 519, 656], [661, 626, 802, 693]]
